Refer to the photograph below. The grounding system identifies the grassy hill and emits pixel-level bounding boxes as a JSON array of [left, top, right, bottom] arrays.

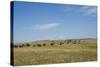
[[12, 39, 97, 66]]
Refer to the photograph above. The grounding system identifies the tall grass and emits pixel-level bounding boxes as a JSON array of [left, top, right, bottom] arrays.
[[12, 39, 97, 66]]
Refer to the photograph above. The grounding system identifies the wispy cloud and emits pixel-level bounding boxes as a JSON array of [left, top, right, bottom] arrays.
[[61, 5, 97, 17], [32, 23, 60, 30], [79, 6, 97, 17]]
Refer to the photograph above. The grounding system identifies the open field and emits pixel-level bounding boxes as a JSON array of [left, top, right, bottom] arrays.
[[12, 39, 97, 66]]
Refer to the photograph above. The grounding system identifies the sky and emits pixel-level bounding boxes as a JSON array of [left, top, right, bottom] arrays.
[[12, 1, 97, 43]]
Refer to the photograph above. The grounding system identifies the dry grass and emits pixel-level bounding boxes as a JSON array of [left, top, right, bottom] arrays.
[[12, 39, 97, 66]]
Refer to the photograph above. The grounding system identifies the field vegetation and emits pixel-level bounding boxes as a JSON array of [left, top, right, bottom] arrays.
[[12, 39, 97, 66]]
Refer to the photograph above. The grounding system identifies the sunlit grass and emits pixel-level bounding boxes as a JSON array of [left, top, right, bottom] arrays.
[[13, 39, 97, 66]]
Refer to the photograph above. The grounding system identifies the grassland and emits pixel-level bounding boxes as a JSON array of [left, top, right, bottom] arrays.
[[12, 39, 97, 66]]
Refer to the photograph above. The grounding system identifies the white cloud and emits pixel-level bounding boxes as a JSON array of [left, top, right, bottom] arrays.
[[32, 23, 60, 30], [62, 5, 97, 17], [79, 6, 97, 17]]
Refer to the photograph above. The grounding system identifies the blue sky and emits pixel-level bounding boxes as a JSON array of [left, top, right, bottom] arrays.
[[13, 1, 97, 43]]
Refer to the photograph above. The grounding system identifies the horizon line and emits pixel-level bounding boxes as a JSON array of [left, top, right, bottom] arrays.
[[13, 37, 97, 44]]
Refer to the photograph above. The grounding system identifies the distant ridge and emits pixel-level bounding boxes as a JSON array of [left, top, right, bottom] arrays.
[[14, 38, 97, 44]]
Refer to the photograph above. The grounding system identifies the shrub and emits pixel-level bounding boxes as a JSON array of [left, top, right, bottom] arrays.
[[67, 40, 72, 44], [73, 40, 77, 44], [59, 42, 63, 45], [67, 40, 69, 44], [37, 44, 41, 47], [26, 43, 30, 47], [78, 40, 81, 44], [69, 40, 72, 43], [19, 45, 23, 48], [14, 45, 18, 48], [43, 43, 46, 46], [50, 42, 55, 46]]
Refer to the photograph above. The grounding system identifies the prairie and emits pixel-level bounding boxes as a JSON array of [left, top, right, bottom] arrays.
[[12, 39, 97, 66]]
